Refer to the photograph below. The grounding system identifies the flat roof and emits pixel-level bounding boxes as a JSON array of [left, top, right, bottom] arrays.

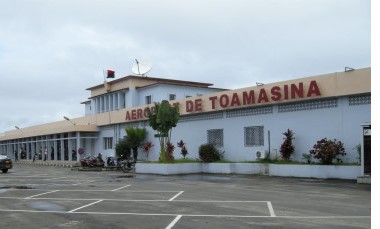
[[86, 75, 214, 91]]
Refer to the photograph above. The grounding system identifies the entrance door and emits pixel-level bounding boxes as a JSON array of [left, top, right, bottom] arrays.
[[363, 127, 371, 174]]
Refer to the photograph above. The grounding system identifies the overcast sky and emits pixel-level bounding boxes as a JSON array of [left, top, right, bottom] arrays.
[[0, 0, 371, 133]]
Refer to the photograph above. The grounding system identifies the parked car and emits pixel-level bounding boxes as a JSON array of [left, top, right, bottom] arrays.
[[0, 155, 13, 173]]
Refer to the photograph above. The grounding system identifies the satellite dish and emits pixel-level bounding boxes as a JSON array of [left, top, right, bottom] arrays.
[[132, 59, 152, 76]]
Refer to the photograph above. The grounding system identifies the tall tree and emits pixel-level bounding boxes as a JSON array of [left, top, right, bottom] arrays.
[[146, 100, 180, 162]]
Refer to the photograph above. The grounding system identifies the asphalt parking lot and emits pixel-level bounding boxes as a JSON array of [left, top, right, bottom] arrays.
[[0, 164, 371, 229]]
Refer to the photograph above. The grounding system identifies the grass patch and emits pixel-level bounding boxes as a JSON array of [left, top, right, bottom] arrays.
[[172, 158, 200, 163], [140, 159, 360, 165], [139, 158, 200, 164]]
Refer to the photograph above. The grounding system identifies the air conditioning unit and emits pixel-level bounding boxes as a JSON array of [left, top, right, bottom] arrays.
[[256, 150, 266, 160]]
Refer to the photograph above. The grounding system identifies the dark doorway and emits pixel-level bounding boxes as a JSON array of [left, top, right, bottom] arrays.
[[364, 136, 371, 174], [363, 127, 371, 174]]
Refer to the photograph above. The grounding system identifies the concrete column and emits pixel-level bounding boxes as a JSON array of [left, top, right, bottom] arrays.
[[31, 140, 36, 160], [76, 132, 81, 161], [60, 134, 64, 161], [46, 136, 51, 161], [8, 143, 11, 158], [37, 138, 42, 160], [53, 137, 57, 161], [25, 140, 29, 159], [98, 98, 101, 113], [68, 134, 73, 161]]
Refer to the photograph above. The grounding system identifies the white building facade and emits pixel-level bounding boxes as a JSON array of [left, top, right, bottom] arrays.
[[0, 68, 371, 170]]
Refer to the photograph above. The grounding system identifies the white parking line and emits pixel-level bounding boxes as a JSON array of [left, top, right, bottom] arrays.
[[165, 215, 182, 229], [0, 209, 371, 219], [168, 191, 184, 201], [24, 190, 59, 199], [43, 177, 68, 180], [267, 201, 276, 217], [71, 180, 96, 186], [68, 200, 103, 213], [111, 185, 131, 191]]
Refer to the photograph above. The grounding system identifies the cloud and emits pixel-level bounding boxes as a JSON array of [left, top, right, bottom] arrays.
[[0, 0, 371, 132]]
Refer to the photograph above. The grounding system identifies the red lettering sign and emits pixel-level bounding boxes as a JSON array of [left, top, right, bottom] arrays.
[[186, 100, 194, 112], [220, 94, 229, 108], [291, 82, 304, 99], [209, 96, 218, 109], [125, 111, 131, 120], [258, 89, 269, 103], [125, 80, 322, 121], [230, 93, 241, 107], [243, 90, 255, 105], [137, 109, 143, 119], [307, 80, 321, 97], [271, 86, 281, 101], [194, 99, 202, 111]]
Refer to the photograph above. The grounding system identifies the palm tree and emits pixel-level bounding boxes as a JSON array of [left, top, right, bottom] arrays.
[[125, 127, 147, 160]]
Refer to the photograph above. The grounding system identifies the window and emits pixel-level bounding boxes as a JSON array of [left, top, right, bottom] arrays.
[[103, 137, 113, 150], [120, 92, 126, 108], [207, 129, 223, 147], [169, 94, 176, 100], [245, 126, 264, 146], [145, 95, 152, 104]]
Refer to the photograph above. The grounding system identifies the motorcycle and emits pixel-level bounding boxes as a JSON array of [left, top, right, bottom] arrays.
[[80, 153, 105, 168], [106, 155, 135, 173], [106, 156, 123, 168], [120, 157, 136, 173]]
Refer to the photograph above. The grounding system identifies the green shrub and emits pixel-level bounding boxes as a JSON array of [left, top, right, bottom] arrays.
[[198, 144, 221, 163], [115, 137, 130, 159]]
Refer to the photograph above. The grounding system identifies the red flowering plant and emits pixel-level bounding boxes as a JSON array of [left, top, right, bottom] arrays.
[[279, 129, 295, 160], [142, 141, 154, 158], [309, 138, 346, 164], [165, 142, 175, 162], [177, 140, 189, 159]]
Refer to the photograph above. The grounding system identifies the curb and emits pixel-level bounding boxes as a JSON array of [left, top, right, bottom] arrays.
[[14, 160, 80, 168]]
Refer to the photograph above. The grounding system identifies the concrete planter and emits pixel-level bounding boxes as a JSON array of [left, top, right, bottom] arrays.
[[269, 164, 361, 179], [202, 163, 264, 174], [136, 163, 202, 175], [136, 162, 361, 179], [202, 163, 232, 174]]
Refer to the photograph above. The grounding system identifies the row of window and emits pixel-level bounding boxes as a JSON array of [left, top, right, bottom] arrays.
[[208, 126, 264, 147], [145, 94, 201, 104], [103, 126, 264, 150], [145, 94, 177, 104], [95, 92, 126, 113]]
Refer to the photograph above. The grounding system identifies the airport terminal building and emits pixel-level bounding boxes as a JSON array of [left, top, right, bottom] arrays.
[[0, 68, 371, 171]]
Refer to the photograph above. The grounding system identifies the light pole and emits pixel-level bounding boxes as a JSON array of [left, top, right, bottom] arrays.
[[14, 126, 23, 161], [63, 116, 76, 125], [14, 126, 23, 133]]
